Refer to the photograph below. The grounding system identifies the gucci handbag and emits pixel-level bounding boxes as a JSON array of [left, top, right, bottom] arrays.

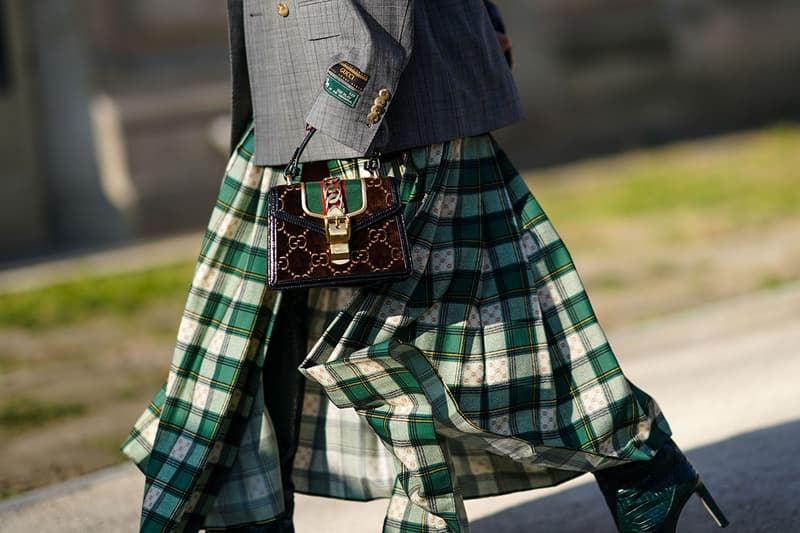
[[266, 126, 413, 289]]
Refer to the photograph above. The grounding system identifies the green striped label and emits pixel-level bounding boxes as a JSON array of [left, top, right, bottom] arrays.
[[303, 180, 364, 216], [324, 75, 360, 108]]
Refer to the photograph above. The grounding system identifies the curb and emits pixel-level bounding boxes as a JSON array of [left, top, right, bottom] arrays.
[[0, 463, 137, 513]]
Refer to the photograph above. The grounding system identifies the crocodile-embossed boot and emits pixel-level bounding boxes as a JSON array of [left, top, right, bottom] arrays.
[[594, 439, 729, 533]]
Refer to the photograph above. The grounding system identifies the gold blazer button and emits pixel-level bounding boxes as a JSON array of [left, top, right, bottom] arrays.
[[370, 104, 384, 115], [378, 88, 392, 101], [367, 112, 381, 125], [277, 2, 290, 17]]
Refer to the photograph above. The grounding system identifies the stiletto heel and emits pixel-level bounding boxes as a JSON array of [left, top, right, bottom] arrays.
[[595, 439, 729, 532], [695, 479, 730, 528]]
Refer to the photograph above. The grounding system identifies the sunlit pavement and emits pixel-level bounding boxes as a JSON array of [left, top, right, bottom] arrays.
[[2, 284, 798, 533]]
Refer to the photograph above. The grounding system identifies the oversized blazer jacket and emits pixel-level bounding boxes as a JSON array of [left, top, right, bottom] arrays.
[[227, 0, 523, 165]]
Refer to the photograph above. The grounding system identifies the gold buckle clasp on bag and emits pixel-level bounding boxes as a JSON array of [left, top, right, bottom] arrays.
[[324, 207, 351, 265]]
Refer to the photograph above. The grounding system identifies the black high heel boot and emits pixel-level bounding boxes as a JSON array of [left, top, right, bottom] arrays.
[[594, 439, 729, 533]]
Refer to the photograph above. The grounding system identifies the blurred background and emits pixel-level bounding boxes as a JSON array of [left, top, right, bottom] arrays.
[[1, 0, 799, 505]]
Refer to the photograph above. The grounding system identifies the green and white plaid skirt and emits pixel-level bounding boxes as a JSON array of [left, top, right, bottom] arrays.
[[123, 126, 671, 532]]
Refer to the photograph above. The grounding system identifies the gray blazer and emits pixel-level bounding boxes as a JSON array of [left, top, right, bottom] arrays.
[[227, 0, 523, 165]]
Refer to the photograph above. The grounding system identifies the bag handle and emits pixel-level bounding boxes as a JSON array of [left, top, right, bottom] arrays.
[[283, 125, 382, 184], [283, 125, 317, 183]]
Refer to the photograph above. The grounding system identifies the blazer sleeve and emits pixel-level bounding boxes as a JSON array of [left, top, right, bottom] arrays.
[[305, 0, 414, 155]]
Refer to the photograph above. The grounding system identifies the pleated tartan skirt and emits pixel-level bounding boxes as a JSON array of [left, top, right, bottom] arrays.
[[123, 126, 671, 533]]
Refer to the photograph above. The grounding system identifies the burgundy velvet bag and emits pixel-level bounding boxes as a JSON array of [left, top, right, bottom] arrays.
[[266, 127, 412, 289]]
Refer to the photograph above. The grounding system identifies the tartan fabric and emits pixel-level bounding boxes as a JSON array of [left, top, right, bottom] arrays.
[[122, 131, 291, 532], [123, 126, 671, 532]]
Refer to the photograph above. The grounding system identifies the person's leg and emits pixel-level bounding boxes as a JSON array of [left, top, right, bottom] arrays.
[[257, 289, 310, 533]]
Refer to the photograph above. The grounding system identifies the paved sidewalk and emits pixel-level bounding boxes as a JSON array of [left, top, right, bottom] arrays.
[[1, 284, 799, 532]]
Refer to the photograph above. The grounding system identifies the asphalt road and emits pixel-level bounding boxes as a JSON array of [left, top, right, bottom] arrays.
[[2, 285, 799, 533]]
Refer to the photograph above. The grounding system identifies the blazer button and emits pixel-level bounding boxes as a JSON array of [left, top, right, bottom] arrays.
[[374, 96, 388, 106], [378, 88, 392, 101], [276, 2, 289, 16], [370, 104, 384, 115], [367, 112, 381, 125]]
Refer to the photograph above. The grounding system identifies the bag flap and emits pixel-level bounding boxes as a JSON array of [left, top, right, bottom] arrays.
[[268, 178, 402, 236]]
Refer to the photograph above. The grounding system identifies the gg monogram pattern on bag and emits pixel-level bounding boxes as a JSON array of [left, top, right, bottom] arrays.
[[267, 176, 412, 288]]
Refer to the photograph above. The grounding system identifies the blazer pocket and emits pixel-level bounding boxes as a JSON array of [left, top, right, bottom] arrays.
[[298, 0, 341, 41]]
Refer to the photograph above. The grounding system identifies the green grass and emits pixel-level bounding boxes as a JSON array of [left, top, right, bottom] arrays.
[[89, 435, 130, 459], [529, 123, 800, 229], [0, 262, 195, 330], [0, 488, 22, 500], [0, 353, 25, 372], [759, 272, 795, 290], [0, 398, 87, 429]]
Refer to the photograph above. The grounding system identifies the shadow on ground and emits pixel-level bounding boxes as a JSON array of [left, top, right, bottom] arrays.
[[471, 420, 800, 533]]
